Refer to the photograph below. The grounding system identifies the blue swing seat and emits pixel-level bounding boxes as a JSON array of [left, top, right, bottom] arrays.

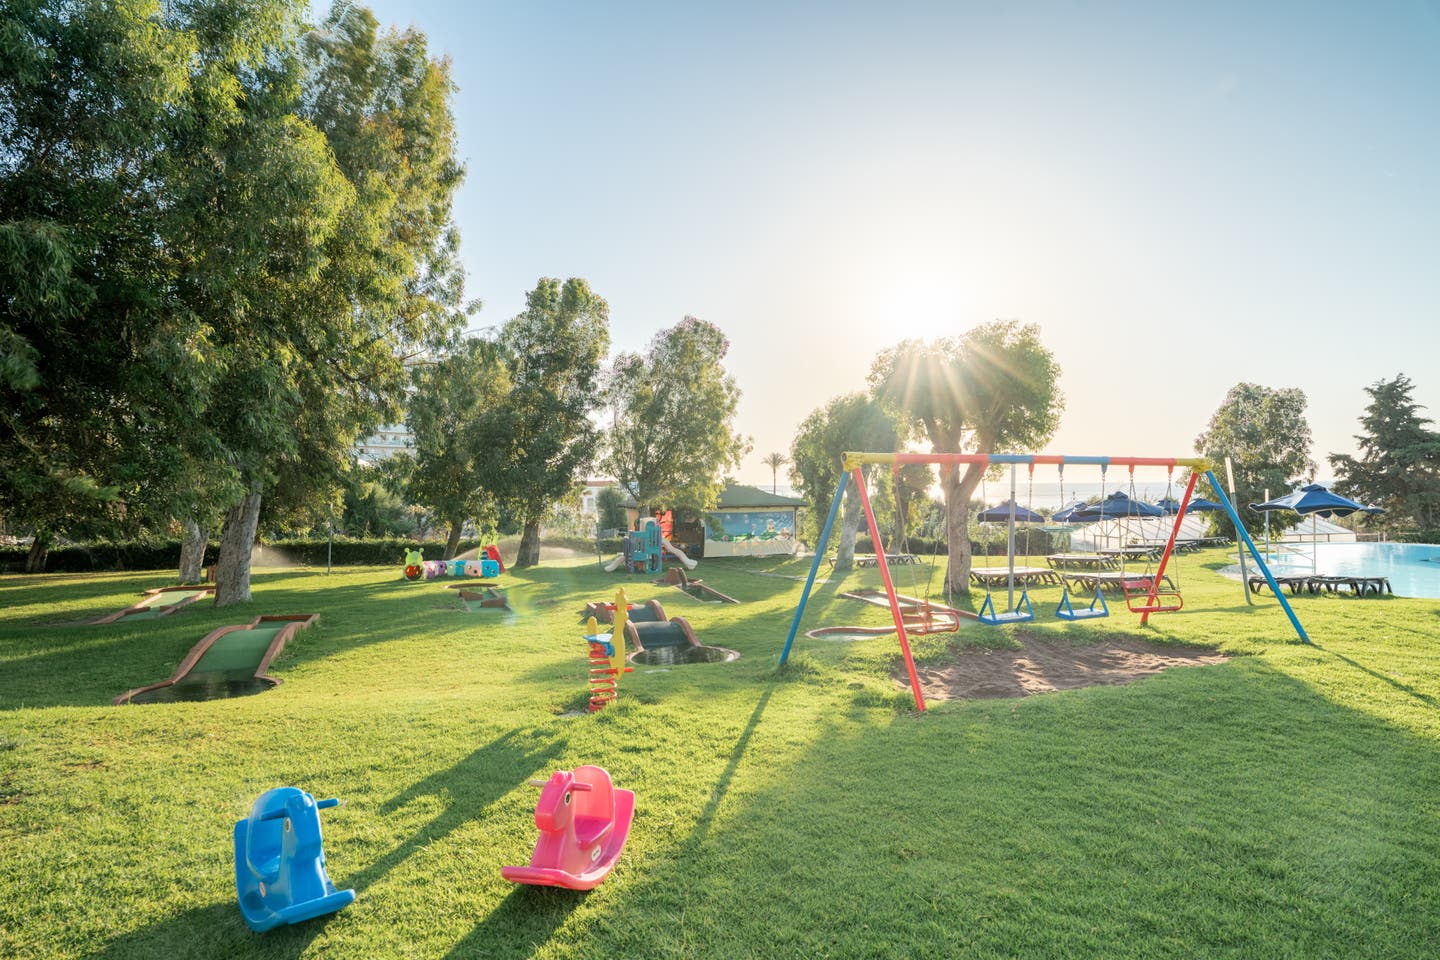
[[1055, 588, 1109, 621], [234, 787, 355, 933], [977, 589, 1035, 626]]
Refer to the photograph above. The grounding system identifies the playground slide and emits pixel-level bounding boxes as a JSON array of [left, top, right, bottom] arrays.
[[660, 539, 698, 570], [603, 553, 626, 572], [114, 614, 318, 705]]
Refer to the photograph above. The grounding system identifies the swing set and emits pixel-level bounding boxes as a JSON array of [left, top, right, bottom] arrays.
[[780, 451, 1311, 711]]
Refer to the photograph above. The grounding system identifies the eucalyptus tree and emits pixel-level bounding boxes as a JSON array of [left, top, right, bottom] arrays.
[[407, 339, 513, 558], [603, 316, 750, 521], [789, 393, 900, 569], [870, 321, 1063, 594], [495, 278, 611, 568]]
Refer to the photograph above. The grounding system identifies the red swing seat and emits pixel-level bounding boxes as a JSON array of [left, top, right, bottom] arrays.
[[1122, 577, 1183, 614]]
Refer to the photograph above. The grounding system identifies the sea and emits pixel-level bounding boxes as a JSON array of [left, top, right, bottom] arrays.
[[772, 481, 1192, 510]]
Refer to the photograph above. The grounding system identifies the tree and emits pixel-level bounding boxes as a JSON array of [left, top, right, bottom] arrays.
[[596, 487, 630, 533], [789, 393, 901, 569], [496, 278, 610, 567], [406, 339, 513, 558], [761, 452, 788, 494], [870, 321, 1063, 594], [603, 316, 750, 519], [1329, 374, 1440, 532], [1194, 382, 1315, 540]]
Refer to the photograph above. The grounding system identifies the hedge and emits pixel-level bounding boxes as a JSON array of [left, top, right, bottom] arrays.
[[1, 537, 492, 573]]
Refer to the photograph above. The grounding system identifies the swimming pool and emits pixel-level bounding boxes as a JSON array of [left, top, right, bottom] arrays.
[[1261, 542, 1440, 599]]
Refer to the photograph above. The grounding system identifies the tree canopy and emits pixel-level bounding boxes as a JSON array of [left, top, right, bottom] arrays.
[[604, 316, 749, 521], [869, 321, 1062, 593], [1328, 374, 1440, 533], [1194, 382, 1314, 540], [0, 1, 468, 596]]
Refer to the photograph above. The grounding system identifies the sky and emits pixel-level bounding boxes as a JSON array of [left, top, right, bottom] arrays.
[[359, 0, 1440, 489]]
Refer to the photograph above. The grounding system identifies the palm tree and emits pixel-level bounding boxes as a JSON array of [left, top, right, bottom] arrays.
[[762, 452, 788, 494]]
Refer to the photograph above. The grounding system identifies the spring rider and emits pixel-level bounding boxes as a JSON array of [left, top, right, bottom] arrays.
[[500, 765, 636, 890], [234, 787, 355, 932]]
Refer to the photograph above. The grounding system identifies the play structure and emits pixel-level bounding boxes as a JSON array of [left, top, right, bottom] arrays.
[[620, 612, 739, 666], [500, 766, 636, 890], [403, 545, 503, 581], [603, 516, 697, 574], [782, 452, 1310, 711], [234, 786, 355, 932], [583, 588, 633, 711], [656, 567, 740, 604], [113, 614, 318, 705], [88, 584, 216, 624]]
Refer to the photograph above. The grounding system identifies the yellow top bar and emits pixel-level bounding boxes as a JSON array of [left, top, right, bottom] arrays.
[[840, 452, 1214, 472]]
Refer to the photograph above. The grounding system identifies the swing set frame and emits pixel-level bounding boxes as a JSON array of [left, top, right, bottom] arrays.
[[780, 451, 1311, 711]]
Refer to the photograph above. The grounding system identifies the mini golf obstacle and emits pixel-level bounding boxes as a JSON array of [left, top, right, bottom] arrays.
[[234, 786, 354, 931], [89, 585, 216, 625], [114, 614, 318, 705], [447, 583, 510, 612], [624, 615, 739, 667], [582, 597, 668, 625], [501, 766, 635, 890], [656, 567, 740, 604]]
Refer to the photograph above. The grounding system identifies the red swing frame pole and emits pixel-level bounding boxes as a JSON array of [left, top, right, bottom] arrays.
[[1140, 471, 1199, 625], [851, 467, 927, 712]]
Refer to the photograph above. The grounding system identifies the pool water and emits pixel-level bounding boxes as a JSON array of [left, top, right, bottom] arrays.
[[1261, 542, 1440, 599]]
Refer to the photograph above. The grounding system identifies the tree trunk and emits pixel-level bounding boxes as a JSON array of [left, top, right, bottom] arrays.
[[891, 482, 909, 553], [944, 464, 985, 596], [444, 519, 464, 560], [24, 532, 50, 573], [178, 519, 207, 583], [215, 492, 262, 607], [513, 520, 542, 568], [833, 487, 863, 571]]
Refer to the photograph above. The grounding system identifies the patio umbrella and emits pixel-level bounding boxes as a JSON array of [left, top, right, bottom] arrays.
[[1072, 491, 1166, 521], [1154, 497, 1182, 514], [976, 500, 1045, 524], [1249, 484, 1374, 574], [1184, 497, 1227, 513], [1051, 501, 1088, 523]]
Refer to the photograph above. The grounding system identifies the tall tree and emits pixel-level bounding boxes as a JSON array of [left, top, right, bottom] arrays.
[[1194, 382, 1315, 540], [870, 321, 1062, 594], [604, 316, 749, 520], [761, 452, 788, 494], [497, 278, 610, 567], [406, 339, 513, 558], [789, 393, 900, 570], [1329, 374, 1440, 531]]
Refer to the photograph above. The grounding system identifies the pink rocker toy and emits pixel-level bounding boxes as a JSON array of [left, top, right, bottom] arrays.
[[500, 766, 635, 891]]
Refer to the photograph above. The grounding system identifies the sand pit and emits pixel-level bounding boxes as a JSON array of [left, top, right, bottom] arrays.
[[898, 636, 1229, 701]]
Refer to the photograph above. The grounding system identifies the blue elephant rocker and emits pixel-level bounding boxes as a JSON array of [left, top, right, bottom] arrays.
[[234, 787, 355, 932]]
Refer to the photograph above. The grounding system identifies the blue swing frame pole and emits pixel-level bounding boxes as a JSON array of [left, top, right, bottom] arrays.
[[1204, 470, 1311, 644], [779, 470, 849, 665]]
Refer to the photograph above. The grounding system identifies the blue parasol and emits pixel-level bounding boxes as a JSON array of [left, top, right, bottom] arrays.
[[1051, 501, 1088, 523], [976, 500, 1045, 524], [1249, 484, 1367, 519], [1073, 491, 1166, 521]]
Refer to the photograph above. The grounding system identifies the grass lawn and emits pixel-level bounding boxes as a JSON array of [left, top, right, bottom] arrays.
[[2, 547, 1438, 958]]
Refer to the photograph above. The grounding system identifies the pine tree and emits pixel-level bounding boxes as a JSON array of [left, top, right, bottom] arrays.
[[1329, 374, 1440, 531]]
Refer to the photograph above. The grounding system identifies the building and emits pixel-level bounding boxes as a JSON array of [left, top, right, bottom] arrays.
[[354, 423, 413, 465], [624, 481, 806, 559]]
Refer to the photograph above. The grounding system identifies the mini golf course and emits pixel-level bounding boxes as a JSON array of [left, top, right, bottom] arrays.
[[89, 585, 216, 624], [113, 614, 318, 704]]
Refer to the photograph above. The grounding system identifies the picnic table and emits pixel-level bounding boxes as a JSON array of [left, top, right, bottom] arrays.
[[828, 553, 921, 568], [1063, 571, 1176, 595], [970, 566, 1064, 588], [1046, 553, 1120, 571]]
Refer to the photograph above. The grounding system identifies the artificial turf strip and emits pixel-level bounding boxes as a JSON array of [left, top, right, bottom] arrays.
[[189, 627, 284, 674], [0, 550, 1438, 958]]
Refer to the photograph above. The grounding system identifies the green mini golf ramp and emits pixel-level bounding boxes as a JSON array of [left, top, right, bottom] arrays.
[[114, 615, 318, 705]]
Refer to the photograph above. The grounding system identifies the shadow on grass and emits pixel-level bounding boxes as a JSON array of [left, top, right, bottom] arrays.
[[86, 899, 334, 960], [1317, 644, 1440, 710]]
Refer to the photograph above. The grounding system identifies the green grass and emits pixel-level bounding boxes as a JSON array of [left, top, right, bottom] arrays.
[[2, 549, 1438, 958]]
